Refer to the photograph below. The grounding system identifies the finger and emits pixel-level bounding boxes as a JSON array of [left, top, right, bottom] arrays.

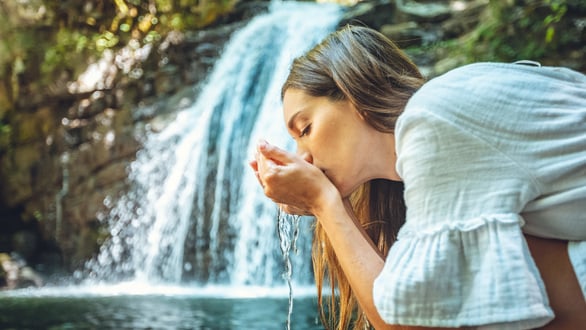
[[257, 139, 295, 165], [255, 148, 280, 178], [249, 159, 259, 171], [248, 159, 266, 190]]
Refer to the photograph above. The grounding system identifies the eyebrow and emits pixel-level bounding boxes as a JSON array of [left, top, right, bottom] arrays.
[[287, 111, 301, 131]]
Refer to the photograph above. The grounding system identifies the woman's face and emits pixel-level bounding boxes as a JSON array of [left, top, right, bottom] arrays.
[[283, 88, 393, 197]]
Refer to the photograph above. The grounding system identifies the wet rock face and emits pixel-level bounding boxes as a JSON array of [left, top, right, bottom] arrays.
[[0, 11, 253, 279]]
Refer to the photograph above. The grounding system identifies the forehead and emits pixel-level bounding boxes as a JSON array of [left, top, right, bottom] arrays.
[[283, 88, 311, 108], [283, 89, 312, 120]]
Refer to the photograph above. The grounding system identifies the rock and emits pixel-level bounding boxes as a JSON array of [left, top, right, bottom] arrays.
[[0, 253, 19, 289], [0, 83, 11, 119], [395, 0, 452, 22], [0, 253, 43, 289], [12, 230, 38, 261], [441, 0, 488, 38], [433, 55, 468, 76], [380, 21, 423, 47], [339, 0, 395, 30], [0, 142, 40, 207], [19, 266, 44, 287]]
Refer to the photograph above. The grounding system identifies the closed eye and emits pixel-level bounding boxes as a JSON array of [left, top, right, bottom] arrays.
[[299, 124, 311, 138]]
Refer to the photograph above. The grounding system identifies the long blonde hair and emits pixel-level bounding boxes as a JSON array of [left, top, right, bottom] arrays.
[[282, 25, 425, 329]]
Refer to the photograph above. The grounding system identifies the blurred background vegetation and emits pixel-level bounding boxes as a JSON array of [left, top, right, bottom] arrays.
[[1, 0, 584, 116], [0, 0, 236, 105], [1, 0, 584, 121], [463, 0, 584, 66]]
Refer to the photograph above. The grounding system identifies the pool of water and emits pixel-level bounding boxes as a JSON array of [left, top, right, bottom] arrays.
[[0, 285, 325, 329]]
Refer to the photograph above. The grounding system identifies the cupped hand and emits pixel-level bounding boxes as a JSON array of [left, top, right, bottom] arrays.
[[249, 140, 339, 217]]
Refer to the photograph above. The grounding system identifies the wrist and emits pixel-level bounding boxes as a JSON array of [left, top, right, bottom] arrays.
[[311, 184, 343, 220]]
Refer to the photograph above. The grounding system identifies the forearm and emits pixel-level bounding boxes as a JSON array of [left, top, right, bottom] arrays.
[[314, 191, 460, 330], [525, 235, 586, 329]]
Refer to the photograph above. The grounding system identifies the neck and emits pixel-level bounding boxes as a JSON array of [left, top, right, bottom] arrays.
[[365, 131, 401, 182]]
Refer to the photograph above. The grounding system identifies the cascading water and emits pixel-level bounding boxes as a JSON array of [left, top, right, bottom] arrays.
[[83, 2, 342, 293]]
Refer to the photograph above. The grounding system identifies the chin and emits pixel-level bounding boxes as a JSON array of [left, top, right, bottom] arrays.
[[328, 172, 358, 198], [338, 182, 358, 199]]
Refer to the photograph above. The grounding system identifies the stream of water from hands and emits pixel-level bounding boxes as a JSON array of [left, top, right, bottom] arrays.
[[278, 208, 302, 330]]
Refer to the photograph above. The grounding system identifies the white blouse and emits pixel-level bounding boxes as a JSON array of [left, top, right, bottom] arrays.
[[373, 62, 586, 329]]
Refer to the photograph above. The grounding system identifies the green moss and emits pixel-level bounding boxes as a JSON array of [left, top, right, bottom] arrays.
[[0, 122, 11, 152]]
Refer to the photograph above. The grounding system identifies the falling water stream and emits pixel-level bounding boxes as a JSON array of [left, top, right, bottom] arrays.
[[278, 209, 302, 330], [0, 2, 342, 329]]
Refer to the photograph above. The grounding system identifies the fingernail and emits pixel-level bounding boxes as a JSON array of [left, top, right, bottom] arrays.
[[258, 139, 268, 150]]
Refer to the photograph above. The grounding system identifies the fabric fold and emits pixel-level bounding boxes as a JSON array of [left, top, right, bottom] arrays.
[[568, 241, 586, 300], [373, 213, 554, 329]]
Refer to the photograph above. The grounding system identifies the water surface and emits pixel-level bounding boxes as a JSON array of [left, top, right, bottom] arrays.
[[0, 285, 325, 330]]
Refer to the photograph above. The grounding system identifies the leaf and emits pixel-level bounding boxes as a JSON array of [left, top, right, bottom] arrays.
[[545, 26, 555, 43]]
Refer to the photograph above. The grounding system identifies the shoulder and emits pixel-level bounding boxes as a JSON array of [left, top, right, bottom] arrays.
[[400, 63, 501, 127], [419, 61, 585, 91], [405, 63, 517, 120], [406, 62, 586, 120], [399, 61, 586, 146]]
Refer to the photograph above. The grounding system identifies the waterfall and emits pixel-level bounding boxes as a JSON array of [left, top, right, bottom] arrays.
[[83, 2, 341, 290]]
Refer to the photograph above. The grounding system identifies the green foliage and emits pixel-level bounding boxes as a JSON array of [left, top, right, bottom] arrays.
[[40, 0, 233, 78], [0, 122, 10, 134], [463, 0, 575, 63], [42, 29, 94, 76], [33, 210, 43, 222], [1, 0, 237, 98]]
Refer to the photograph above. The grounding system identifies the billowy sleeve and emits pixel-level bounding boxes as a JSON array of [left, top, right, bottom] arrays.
[[373, 105, 553, 328]]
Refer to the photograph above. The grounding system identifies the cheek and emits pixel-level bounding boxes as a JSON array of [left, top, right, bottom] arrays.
[[335, 149, 364, 196], [311, 122, 356, 185]]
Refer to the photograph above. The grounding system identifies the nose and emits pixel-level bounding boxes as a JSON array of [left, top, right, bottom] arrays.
[[296, 145, 313, 164]]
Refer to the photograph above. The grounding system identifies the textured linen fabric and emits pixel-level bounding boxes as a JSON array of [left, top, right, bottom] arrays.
[[372, 62, 586, 328]]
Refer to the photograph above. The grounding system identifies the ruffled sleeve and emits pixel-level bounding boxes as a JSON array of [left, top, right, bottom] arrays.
[[372, 95, 554, 328]]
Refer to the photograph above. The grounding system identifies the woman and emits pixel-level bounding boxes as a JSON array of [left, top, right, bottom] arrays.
[[250, 25, 586, 329]]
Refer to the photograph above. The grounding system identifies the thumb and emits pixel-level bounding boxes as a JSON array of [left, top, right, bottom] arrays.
[[257, 140, 295, 165]]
